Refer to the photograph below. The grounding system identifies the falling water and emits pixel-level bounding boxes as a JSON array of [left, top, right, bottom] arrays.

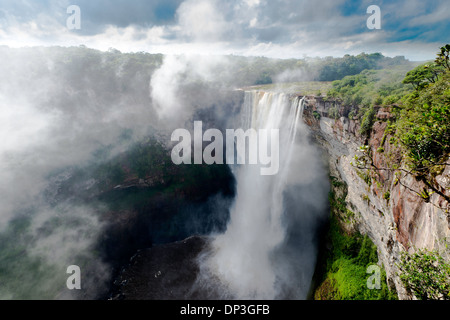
[[204, 91, 310, 299]]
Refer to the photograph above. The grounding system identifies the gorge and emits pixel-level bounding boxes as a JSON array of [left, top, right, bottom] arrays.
[[0, 46, 448, 301], [113, 89, 450, 300], [113, 90, 330, 300]]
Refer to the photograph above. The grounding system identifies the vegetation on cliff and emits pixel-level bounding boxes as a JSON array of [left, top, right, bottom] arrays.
[[398, 249, 450, 300], [313, 177, 397, 300], [314, 212, 397, 300], [330, 45, 449, 204], [394, 52, 450, 174], [317, 45, 449, 300], [329, 45, 449, 176]]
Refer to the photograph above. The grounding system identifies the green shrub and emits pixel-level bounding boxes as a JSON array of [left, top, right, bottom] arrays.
[[374, 96, 383, 105], [383, 95, 399, 105], [359, 106, 376, 137], [394, 72, 450, 172], [314, 216, 397, 300], [328, 106, 340, 119], [313, 110, 321, 120], [398, 249, 450, 300], [348, 109, 356, 120], [357, 170, 372, 186]]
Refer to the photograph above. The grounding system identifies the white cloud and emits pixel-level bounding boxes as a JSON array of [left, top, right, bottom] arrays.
[[176, 0, 229, 41], [408, 1, 450, 26], [244, 0, 261, 8]]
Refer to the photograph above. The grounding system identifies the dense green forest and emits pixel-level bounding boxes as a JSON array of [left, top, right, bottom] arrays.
[[0, 46, 415, 88]]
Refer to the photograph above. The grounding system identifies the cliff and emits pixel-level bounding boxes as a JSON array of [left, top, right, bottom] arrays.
[[303, 96, 450, 299]]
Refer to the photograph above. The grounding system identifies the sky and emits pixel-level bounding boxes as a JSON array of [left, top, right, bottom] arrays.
[[0, 0, 448, 60]]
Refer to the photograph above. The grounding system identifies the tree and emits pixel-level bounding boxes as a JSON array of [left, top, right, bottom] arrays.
[[435, 44, 450, 71], [402, 63, 442, 89], [398, 249, 450, 300], [396, 68, 450, 172], [359, 106, 376, 137]]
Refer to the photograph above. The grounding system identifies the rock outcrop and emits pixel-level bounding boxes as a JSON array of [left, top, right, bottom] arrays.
[[304, 99, 450, 299]]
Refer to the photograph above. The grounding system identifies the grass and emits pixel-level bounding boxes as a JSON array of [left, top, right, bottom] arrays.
[[313, 175, 397, 300], [314, 215, 397, 300]]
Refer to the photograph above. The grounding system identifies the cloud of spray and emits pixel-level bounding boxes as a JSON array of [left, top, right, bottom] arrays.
[[194, 92, 330, 299], [0, 46, 246, 300], [0, 45, 330, 300], [148, 53, 330, 299], [0, 48, 158, 223], [274, 67, 317, 83], [150, 54, 189, 120], [149, 53, 241, 128], [0, 46, 172, 299]]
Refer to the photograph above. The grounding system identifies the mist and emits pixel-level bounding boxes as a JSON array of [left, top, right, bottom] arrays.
[[0, 45, 330, 300], [0, 46, 165, 299], [192, 92, 329, 299], [0, 46, 243, 299]]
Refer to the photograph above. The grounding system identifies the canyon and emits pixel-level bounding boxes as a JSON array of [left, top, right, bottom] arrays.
[[113, 91, 450, 300], [1, 45, 447, 301]]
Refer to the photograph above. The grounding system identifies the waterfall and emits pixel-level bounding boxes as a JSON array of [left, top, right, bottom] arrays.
[[204, 91, 312, 299]]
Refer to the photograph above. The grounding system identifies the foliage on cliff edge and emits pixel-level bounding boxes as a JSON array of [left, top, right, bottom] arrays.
[[314, 179, 397, 300], [398, 249, 450, 300], [314, 215, 397, 300]]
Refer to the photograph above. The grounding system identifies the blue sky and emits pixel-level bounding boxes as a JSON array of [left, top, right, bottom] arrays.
[[0, 0, 448, 60]]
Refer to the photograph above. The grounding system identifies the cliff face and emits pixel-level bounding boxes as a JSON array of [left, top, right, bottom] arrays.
[[303, 97, 450, 299]]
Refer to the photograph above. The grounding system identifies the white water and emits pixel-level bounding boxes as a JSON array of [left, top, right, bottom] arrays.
[[205, 91, 308, 299]]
